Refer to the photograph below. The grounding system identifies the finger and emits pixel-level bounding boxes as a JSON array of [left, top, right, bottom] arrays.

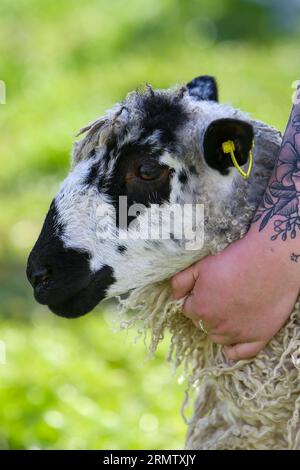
[[191, 318, 213, 334], [171, 264, 198, 300], [223, 341, 266, 361], [184, 297, 219, 331], [182, 294, 198, 321], [211, 334, 235, 346]]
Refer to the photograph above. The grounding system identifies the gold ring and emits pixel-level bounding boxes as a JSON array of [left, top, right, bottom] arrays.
[[198, 319, 208, 335]]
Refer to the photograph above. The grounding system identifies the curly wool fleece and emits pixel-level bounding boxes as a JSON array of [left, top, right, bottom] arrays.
[[118, 122, 300, 450]]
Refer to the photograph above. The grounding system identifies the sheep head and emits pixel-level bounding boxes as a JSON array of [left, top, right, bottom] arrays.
[[27, 75, 275, 318]]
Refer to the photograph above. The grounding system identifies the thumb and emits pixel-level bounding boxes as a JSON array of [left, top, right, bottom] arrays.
[[223, 341, 266, 361], [171, 263, 199, 300]]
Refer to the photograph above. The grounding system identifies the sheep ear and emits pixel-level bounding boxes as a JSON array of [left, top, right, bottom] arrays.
[[203, 118, 254, 175], [187, 75, 218, 102]]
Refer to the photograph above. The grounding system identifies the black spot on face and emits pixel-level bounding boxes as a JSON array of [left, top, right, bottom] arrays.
[[27, 201, 115, 318], [178, 169, 188, 185], [106, 142, 173, 227], [117, 245, 127, 254], [83, 90, 187, 233], [101, 91, 188, 227], [48, 265, 115, 318], [140, 92, 187, 146], [85, 161, 99, 186], [189, 165, 197, 175]]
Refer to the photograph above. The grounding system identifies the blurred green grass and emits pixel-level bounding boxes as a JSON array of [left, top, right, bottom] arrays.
[[0, 309, 186, 449], [0, 0, 300, 450]]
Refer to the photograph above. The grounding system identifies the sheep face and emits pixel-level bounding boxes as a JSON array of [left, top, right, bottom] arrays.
[[27, 76, 254, 318]]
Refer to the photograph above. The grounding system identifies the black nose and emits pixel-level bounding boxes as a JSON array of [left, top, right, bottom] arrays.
[[27, 263, 50, 288]]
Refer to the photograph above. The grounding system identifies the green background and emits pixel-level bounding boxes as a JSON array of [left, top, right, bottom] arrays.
[[0, 0, 300, 449]]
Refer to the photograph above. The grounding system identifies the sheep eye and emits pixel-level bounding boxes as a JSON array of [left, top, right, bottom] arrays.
[[138, 162, 164, 181]]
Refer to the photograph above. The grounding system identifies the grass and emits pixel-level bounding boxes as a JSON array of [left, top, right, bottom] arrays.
[[0, 308, 186, 449], [0, 0, 300, 449]]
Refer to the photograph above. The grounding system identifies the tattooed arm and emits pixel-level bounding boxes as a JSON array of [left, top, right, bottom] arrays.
[[254, 106, 300, 244], [171, 88, 300, 360]]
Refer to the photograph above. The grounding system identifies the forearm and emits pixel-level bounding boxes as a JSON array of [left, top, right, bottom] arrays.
[[250, 84, 300, 284]]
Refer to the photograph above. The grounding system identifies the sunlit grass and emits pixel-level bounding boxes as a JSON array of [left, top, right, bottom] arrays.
[[0, 308, 186, 449]]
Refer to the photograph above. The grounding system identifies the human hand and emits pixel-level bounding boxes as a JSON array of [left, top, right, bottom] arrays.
[[171, 228, 300, 360]]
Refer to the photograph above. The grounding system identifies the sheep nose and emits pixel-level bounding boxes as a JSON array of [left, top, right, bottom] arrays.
[[27, 264, 50, 288]]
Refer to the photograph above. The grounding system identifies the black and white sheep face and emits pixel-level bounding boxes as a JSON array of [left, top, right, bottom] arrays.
[[27, 76, 254, 318]]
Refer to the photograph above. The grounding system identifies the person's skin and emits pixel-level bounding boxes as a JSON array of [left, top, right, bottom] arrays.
[[171, 85, 300, 361]]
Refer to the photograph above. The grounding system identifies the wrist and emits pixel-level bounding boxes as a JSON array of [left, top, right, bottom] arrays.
[[245, 223, 300, 290]]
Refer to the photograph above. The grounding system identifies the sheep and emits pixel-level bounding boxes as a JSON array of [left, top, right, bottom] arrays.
[[27, 75, 300, 450]]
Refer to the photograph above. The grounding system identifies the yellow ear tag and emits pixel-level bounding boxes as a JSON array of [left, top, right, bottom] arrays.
[[222, 140, 253, 179]]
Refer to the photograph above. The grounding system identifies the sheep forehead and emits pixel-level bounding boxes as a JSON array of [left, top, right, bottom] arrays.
[[63, 89, 246, 203], [73, 88, 197, 164], [61, 101, 244, 224], [74, 85, 243, 179]]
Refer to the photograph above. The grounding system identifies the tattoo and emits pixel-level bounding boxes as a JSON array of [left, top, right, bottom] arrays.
[[291, 252, 300, 262], [293, 114, 300, 132], [253, 112, 300, 241]]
